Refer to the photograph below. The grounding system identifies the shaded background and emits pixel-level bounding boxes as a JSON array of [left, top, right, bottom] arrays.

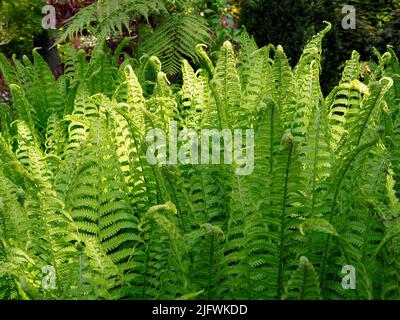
[[239, 0, 400, 93], [1, 0, 400, 96]]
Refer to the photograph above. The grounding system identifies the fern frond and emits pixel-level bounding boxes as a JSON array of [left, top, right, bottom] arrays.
[[58, 0, 167, 44], [283, 256, 321, 300], [139, 14, 210, 75]]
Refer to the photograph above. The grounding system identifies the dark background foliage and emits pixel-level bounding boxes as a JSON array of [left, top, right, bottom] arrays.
[[1, 0, 399, 94], [0, 0, 44, 58], [239, 0, 400, 93]]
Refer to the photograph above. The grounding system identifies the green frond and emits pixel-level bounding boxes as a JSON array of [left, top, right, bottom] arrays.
[[2, 25, 400, 301], [31, 49, 64, 121], [139, 14, 210, 75], [237, 29, 260, 88], [340, 77, 393, 153], [212, 41, 242, 129], [0, 52, 17, 86], [269, 45, 296, 129], [341, 51, 361, 84], [283, 256, 321, 300], [58, 0, 167, 44], [294, 21, 331, 77]]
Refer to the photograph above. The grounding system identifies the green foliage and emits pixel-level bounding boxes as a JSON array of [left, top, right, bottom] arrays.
[[138, 14, 210, 75], [0, 0, 44, 57], [283, 256, 321, 300], [58, 0, 168, 43], [58, 0, 211, 77], [0, 24, 400, 300]]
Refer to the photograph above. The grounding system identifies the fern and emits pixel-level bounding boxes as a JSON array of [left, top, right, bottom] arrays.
[[58, 0, 167, 43], [139, 14, 210, 75], [1, 26, 400, 300], [283, 256, 321, 300]]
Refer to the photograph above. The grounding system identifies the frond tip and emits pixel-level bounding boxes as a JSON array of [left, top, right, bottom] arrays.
[[283, 256, 321, 300]]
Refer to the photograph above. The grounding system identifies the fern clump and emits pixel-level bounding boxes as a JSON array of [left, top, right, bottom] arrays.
[[1, 22, 400, 300]]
